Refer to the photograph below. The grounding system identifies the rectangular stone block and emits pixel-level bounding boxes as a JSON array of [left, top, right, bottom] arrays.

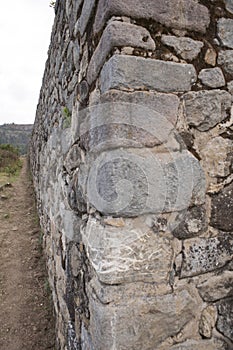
[[93, 0, 210, 34], [181, 234, 233, 278], [100, 55, 197, 93], [85, 287, 196, 350]]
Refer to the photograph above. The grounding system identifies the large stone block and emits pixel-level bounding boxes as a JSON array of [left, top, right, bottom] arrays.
[[77, 101, 179, 153], [93, 0, 210, 34], [87, 21, 155, 85], [198, 67, 225, 88], [181, 233, 233, 277], [183, 90, 231, 131], [85, 149, 205, 217], [85, 287, 196, 349], [218, 18, 233, 49], [95, 90, 179, 126], [210, 182, 233, 232], [225, 0, 233, 14], [82, 217, 173, 284], [100, 55, 197, 93]]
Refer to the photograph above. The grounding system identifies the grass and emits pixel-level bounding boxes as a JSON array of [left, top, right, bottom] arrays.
[[0, 144, 23, 186]]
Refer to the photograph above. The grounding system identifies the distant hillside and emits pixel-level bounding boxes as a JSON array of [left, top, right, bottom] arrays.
[[0, 124, 33, 155]]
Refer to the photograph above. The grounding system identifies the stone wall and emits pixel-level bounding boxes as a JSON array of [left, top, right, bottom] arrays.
[[30, 0, 233, 349]]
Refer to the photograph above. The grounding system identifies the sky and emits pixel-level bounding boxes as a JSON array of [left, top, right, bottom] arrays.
[[0, 0, 55, 125]]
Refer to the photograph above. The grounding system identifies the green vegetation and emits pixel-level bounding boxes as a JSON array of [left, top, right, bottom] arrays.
[[62, 107, 72, 129], [0, 123, 33, 155], [0, 144, 23, 186]]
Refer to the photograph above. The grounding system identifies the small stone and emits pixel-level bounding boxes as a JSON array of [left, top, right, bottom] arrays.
[[204, 47, 217, 66], [217, 298, 233, 341], [183, 90, 231, 131], [199, 305, 217, 338], [197, 270, 233, 301], [200, 137, 233, 178], [217, 18, 233, 49], [161, 35, 203, 61], [198, 67, 225, 88], [218, 50, 233, 76], [210, 182, 233, 232], [100, 55, 197, 93], [75, 0, 96, 37], [172, 205, 207, 240], [103, 217, 125, 227]]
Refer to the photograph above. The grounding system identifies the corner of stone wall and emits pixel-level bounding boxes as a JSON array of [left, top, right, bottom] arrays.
[[30, 0, 233, 349]]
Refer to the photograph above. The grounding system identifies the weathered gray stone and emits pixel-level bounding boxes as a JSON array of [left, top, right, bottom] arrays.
[[183, 90, 231, 131], [181, 233, 233, 277], [74, 0, 96, 37], [83, 217, 173, 284], [197, 271, 233, 301], [100, 55, 197, 93], [64, 145, 81, 174], [77, 100, 179, 153], [199, 305, 217, 339], [97, 90, 180, 126], [87, 287, 196, 349], [198, 67, 225, 88], [161, 35, 203, 61], [172, 205, 207, 240], [218, 18, 233, 49], [210, 182, 233, 232], [87, 21, 155, 85], [225, 0, 233, 14], [93, 0, 210, 35], [201, 137, 233, 178], [217, 298, 233, 341], [170, 338, 228, 350], [218, 50, 233, 76], [85, 149, 205, 217], [228, 80, 233, 94]]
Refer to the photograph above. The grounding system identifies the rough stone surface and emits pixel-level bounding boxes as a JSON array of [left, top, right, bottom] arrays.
[[218, 50, 233, 76], [170, 338, 228, 350], [100, 55, 197, 93], [225, 0, 233, 14], [161, 35, 204, 61], [210, 182, 233, 231], [172, 205, 207, 240], [83, 217, 173, 284], [181, 234, 233, 277], [87, 21, 155, 85], [85, 149, 206, 217], [199, 305, 217, 339], [200, 137, 233, 178], [183, 90, 231, 131], [197, 271, 233, 301], [218, 18, 233, 49], [198, 67, 225, 88], [93, 0, 210, 34], [217, 298, 233, 341], [87, 287, 196, 349], [29, 0, 233, 348], [75, 0, 96, 37]]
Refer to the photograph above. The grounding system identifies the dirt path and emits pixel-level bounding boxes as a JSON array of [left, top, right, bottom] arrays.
[[0, 159, 55, 350]]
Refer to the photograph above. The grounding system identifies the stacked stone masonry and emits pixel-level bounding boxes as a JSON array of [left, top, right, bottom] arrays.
[[30, 0, 233, 349]]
